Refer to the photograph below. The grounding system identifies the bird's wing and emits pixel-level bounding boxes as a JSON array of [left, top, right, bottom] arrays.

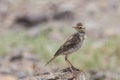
[[54, 33, 81, 56]]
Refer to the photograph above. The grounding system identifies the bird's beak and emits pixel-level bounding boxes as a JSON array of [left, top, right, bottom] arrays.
[[72, 26, 77, 28]]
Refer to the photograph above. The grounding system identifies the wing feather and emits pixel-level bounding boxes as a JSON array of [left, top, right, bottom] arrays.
[[54, 33, 80, 56]]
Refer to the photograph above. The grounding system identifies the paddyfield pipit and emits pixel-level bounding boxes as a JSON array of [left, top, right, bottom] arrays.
[[45, 23, 86, 72]]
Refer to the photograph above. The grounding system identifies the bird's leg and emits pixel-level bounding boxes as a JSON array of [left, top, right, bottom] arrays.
[[65, 55, 75, 72]]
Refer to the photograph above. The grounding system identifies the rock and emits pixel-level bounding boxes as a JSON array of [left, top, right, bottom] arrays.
[[23, 68, 89, 80]]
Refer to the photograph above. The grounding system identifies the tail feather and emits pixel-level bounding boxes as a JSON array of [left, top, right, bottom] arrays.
[[45, 56, 56, 66]]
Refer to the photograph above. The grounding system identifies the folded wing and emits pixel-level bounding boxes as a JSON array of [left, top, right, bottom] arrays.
[[54, 33, 81, 56]]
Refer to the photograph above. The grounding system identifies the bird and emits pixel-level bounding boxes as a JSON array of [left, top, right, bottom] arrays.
[[45, 22, 86, 72]]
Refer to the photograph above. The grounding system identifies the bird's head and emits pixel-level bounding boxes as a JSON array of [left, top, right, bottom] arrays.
[[73, 23, 86, 33]]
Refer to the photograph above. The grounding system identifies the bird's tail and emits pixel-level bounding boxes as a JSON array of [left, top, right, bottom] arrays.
[[45, 56, 56, 66]]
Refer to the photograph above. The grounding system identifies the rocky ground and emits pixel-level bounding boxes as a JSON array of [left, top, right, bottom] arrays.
[[0, 52, 120, 80], [0, 0, 120, 80], [0, 0, 120, 37]]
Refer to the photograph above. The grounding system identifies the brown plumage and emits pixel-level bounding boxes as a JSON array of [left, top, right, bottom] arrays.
[[45, 22, 86, 72]]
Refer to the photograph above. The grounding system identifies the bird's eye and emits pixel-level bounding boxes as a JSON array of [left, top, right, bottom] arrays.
[[79, 27, 82, 29]]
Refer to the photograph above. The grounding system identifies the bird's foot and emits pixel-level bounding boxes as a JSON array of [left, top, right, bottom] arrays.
[[62, 66, 80, 72], [70, 66, 80, 72], [71, 66, 80, 71]]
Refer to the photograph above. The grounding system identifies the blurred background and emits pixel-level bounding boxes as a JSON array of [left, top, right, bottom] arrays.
[[0, 0, 120, 79]]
